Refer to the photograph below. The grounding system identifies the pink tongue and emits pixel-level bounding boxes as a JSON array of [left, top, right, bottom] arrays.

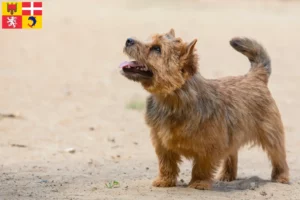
[[119, 61, 141, 68]]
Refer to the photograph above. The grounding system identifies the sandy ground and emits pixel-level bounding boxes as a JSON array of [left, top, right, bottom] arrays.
[[1, 0, 300, 199]]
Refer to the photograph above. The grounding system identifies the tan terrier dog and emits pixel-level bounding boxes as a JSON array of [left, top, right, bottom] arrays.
[[119, 29, 289, 190]]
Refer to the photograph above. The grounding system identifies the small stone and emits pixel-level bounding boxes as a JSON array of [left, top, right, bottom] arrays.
[[146, 167, 149, 170], [88, 159, 93, 165], [11, 144, 27, 148], [108, 138, 115, 143], [65, 148, 76, 154], [260, 191, 267, 196]]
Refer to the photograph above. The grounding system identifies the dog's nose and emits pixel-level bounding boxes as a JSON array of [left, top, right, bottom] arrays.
[[126, 38, 135, 47]]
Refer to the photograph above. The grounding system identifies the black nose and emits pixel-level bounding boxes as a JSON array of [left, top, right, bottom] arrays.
[[126, 38, 135, 47]]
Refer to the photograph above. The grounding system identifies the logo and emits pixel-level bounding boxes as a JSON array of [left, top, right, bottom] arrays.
[[7, 3, 17, 15], [2, 2, 42, 29]]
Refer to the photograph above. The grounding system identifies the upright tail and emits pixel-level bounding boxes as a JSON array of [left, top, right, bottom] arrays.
[[230, 37, 271, 80]]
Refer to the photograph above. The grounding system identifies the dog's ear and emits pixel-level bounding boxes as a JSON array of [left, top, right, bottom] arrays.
[[186, 39, 197, 56], [181, 39, 197, 60], [180, 39, 198, 77], [168, 29, 175, 37]]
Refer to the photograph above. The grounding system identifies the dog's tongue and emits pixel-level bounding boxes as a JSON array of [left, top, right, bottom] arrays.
[[119, 61, 141, 68]]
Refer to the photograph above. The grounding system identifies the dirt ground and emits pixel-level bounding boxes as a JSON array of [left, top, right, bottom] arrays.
[[1, 0, 300, 199]]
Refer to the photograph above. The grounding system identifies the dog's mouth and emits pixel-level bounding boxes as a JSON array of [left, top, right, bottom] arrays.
[[119, 61, 153, 79]]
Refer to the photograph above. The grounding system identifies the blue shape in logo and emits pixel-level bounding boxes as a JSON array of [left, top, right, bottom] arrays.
[[28, 16, 37, 28]]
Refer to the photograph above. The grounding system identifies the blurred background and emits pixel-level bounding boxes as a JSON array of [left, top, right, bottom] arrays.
[[0, 0, 300, 199]]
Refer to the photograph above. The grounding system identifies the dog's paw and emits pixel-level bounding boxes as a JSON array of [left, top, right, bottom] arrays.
[[218, 173, 236, 182], [188, 180, 212, 190], [152, 178, 176, 187], [272, 174, 290, 184]]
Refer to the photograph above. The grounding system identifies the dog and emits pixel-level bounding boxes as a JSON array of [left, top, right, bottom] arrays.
[[119, 29, 289, 190]]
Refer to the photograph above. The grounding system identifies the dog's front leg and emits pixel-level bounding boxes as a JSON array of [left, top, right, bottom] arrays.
[[152, 146, 181, 187], [151, 131, 181, 187], [188, 157, 217, 190]]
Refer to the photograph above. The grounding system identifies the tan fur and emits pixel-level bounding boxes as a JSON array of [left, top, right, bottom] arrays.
[[121, 29, 289, 190]]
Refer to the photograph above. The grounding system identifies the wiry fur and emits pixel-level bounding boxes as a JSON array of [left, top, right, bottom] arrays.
[[121, 29, 289, 190]]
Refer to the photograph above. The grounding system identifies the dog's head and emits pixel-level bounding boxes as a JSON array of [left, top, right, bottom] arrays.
[[120, 29, 198, 94]]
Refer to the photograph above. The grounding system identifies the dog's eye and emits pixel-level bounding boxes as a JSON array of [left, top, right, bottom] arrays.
[[150, 45, 161, 53]]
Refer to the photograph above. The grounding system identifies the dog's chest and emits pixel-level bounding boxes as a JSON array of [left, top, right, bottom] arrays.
[[158, 127, 189, 148], [146, 96, 206, 154], [156, 126, 206, 157]]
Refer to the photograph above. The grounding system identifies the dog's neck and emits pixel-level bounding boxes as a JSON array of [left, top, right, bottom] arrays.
[[153, 73, 219, 112]]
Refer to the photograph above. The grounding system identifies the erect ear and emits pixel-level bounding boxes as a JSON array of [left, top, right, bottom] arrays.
[[180, 39, 198, 77], [168, 28, 175, 37], [185, 39, 197, 56]]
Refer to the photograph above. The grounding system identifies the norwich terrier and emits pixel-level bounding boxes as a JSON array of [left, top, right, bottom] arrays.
[[119, 29, 289, 190]]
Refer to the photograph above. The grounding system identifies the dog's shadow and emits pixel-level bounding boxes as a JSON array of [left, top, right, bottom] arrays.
[[178, 176, 269, 191], [213, 176, 268, 192]]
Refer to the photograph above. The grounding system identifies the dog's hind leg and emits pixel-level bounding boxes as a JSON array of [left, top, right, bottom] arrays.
[[264, 142, 289, 183], [264, 139, 289, 183], [259, 116, 289, 184], [218, 151, 238, 182]]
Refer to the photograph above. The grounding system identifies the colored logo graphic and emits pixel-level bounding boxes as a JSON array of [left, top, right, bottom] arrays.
[[7, 16, 18, 28], [7, 3, 17, 15], [28, 16, 36, 28], [2, 2, 43, 29]]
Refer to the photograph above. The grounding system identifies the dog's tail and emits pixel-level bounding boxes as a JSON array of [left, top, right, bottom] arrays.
[[230, 37, 271, 83]]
